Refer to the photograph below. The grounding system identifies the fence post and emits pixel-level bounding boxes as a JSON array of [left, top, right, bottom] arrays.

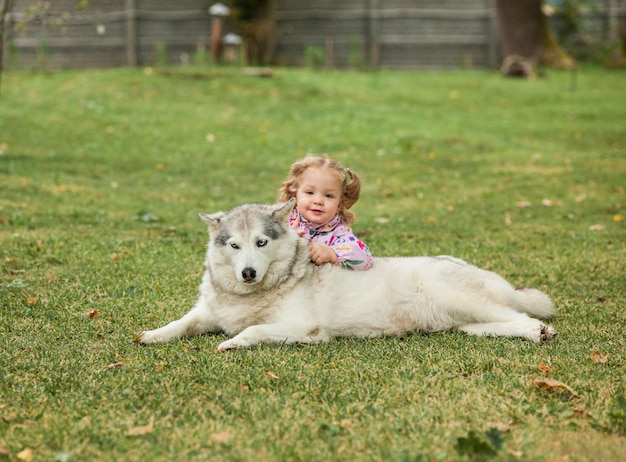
[[607, 0, 618, 42], [126, 0, 138, 66], [367, 0, 380, 70], [486, 0, 498, 68]]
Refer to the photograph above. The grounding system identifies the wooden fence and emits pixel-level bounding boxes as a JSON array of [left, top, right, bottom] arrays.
[[3, 0, 625, 70], [273, 0, 499, 69]]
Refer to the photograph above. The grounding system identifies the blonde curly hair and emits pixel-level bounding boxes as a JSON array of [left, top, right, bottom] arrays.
[[277, 155, 362, 226]]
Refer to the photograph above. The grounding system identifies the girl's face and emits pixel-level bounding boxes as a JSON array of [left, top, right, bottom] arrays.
[[295, 167, 342, 224]]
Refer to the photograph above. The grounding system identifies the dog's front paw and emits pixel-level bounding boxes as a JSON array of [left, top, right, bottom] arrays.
[[216, 337, 252, 351], [134, 330, 158, 345], [540, 325, 558, 343]]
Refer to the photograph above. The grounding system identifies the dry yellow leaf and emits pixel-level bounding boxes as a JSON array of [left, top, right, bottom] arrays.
[[127, 418, 154, 436], [532, 378, 577, 396], [614, 214, 624, 223], [265, 370, 279, 380], [105, 362, 123, 370], [210, 431, 234, 444], [590, 350, 609, 364], [516, 201, 533, 208], [538, 362, 551, 375], [17, 448, 33, 462]]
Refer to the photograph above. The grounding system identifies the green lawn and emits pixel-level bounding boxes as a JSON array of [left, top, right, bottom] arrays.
[[0, 66, 624, 461]]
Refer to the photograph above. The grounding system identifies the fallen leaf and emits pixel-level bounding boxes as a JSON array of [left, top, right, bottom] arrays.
[[532, 378, 577, 396], [427, 216, 437, 223], [240, 385, 250, 392], [127, 418, 154, 436], [516, 201, 533, 208], [88, 309, 99, 318], [538, 362, 551, 375], [210, 431, 234, 443], [542, 199, 556, 207], [111, 253, 122, 262], [26, 297, 37, 304], [590, 350, 609, 364], [574, 194, 587, 203], [614, 214, 624, 223], [0, 447, 10, 456], [589, 224, 605, 231], [17, 448, 33, 462], [504, 212, 512, 226], [105, 362, 123, 370], [265, 370, 279, 380]]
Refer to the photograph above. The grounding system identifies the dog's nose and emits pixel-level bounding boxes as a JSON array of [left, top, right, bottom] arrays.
[[242, 267, 256, 282]]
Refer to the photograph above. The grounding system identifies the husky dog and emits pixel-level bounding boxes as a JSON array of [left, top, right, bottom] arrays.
[[137, 199, 557, 350]]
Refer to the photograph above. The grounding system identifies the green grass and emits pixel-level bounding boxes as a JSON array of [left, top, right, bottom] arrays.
[[0, 66, 625, 461]]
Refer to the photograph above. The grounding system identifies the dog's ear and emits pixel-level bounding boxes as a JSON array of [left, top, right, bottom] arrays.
[[272, 198, 295, 226], [199, 211, 225, 235]]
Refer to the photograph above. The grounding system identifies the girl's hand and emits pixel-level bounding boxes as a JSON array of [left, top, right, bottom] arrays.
[[308, 242, 338, 265], [291, 216, 305, 237]]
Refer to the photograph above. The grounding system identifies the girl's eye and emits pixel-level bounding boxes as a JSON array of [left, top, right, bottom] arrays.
[[230, 243, 239, 249], [257, 239, 268, 247]]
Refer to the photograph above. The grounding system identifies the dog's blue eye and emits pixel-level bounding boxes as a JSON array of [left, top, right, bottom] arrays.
[[257, 239, 268, 247], [230, 243, 239, 249]]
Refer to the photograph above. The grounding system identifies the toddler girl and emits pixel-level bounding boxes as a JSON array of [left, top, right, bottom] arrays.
[[278, 155, 373, 271]]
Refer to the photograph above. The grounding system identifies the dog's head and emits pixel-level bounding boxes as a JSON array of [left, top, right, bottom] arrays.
[[199, 199, 300, 294]]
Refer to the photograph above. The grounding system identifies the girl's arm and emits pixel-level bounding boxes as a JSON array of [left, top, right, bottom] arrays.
[[328, 226, 373, 271]]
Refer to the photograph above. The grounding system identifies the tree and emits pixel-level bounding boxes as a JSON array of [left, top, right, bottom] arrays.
[[495, 0, 575, 70]]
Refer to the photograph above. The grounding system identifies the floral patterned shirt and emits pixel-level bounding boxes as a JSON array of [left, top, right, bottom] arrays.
[[290, 208, 373, 271]]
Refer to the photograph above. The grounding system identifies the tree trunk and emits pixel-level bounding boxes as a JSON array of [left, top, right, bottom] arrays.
[[495, 0, 575, 69], [614, 14, 626, 65]]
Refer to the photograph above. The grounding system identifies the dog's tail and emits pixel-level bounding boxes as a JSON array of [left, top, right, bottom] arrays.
[[512, 287, 555, 318]]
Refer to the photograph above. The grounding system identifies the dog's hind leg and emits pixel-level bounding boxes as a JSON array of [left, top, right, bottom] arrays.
[[216, 322, 328, 351], [459, 314, 557, 343]]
